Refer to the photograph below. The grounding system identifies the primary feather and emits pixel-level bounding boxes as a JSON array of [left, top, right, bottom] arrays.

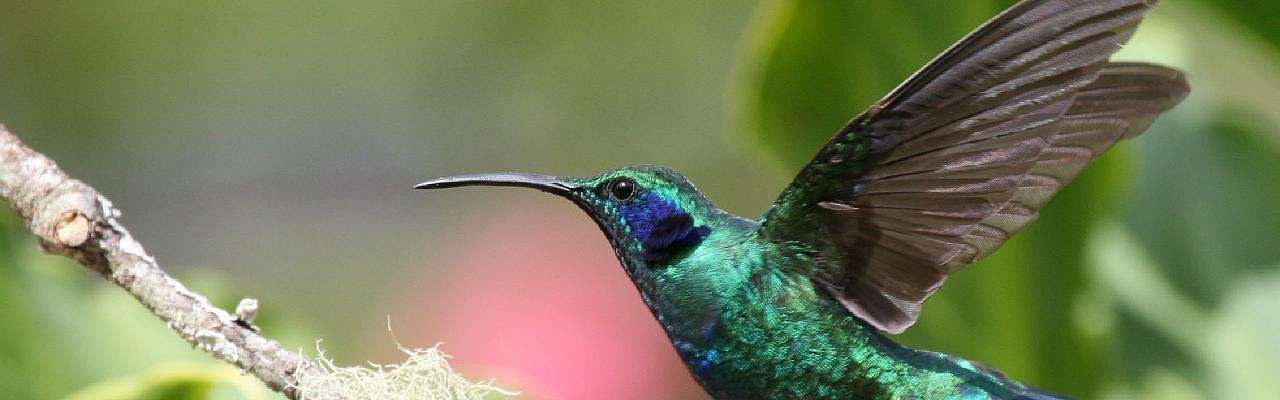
[[757, 0, 1189, 333]]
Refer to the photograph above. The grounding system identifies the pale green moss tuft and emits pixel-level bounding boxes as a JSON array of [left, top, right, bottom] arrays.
[[295, 339, 515, 400]]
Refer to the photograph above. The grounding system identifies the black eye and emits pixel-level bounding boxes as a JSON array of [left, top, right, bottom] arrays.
[[608, 178, 636, 201]]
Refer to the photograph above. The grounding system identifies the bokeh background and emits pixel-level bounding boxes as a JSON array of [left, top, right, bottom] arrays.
[[0, 1, 1277, 399]]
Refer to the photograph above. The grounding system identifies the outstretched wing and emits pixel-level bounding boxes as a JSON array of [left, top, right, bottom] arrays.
[[756, 0, 1189, 334]]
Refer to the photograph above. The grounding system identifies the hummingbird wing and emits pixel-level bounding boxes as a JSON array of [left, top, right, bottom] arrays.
[[756, 0, 1189, 334]]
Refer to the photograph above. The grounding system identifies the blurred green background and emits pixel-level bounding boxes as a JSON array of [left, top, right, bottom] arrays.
[[0, 1, 1276, 399]]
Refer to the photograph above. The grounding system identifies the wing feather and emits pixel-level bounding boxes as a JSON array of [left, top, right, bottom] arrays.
[[757, 0, 1188, 333]]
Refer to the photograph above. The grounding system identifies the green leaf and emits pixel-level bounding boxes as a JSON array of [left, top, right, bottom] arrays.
[[1119, 0, 1280, 309], [730, 0, 1015, 170], [1191, 0, 1280, 53], [0, 222, 298, 399], [1090, 222, 1280, 399], [0, 218, 77, 398], [62, 363, 270, 400], [1202, 269, 1280, 400]]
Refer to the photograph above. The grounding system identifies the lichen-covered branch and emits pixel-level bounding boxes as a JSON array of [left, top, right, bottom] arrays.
[[0, 125, 322, 399]]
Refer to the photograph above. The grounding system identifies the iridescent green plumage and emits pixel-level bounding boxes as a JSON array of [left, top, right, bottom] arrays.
[[421, 167, 1061, 399], [588, 172, 1046, 399], [418, 0, 1188, 398]]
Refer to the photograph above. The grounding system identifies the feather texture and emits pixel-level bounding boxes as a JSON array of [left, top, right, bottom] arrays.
[[758, 0, 1189, 334]]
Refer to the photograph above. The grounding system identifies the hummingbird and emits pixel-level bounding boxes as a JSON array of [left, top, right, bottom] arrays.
[[417, 0, 1188, 398]]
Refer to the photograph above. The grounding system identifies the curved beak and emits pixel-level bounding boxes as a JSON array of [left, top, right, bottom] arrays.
[[414, 173, 579, 196]]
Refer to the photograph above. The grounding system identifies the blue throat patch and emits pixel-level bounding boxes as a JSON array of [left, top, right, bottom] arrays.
[[618, 191, 710, 262]]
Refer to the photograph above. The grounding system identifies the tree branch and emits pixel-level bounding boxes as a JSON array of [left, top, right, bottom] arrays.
[[0, 125, 322, 399]]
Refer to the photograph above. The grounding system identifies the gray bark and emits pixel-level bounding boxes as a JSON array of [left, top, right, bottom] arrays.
[[0, 125, 322, 399]]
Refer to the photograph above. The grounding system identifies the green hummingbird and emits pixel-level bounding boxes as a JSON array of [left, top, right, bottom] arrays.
[[416, 0, 1188, 398]]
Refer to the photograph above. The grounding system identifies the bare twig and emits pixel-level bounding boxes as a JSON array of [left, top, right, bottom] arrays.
[[0, 125, 322, 399]]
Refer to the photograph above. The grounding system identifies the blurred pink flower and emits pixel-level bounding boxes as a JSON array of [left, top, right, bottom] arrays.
[[396, 197, 706, 399]]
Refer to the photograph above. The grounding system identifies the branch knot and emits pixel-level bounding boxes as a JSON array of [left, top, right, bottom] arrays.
[[0, 126, 321, 399]]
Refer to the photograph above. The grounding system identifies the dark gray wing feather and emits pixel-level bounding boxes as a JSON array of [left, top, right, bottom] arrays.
[[757, 0, 1189, 333]]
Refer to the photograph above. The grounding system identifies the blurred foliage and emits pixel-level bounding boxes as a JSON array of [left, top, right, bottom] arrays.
[[1197, 1, 1280, 51], [732, 0, 1280, 399], [731, 0, 1017, 168], [0, 210, 290, 399], [0, 2, 767, 370], [0, 1, 761, 399], [63, 363, 269, 400]]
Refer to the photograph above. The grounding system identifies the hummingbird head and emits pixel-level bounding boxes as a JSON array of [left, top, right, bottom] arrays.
[[416, 165, 715, 269]]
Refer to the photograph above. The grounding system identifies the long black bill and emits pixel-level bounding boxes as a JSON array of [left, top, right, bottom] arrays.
[[414, 173, 578, 196]]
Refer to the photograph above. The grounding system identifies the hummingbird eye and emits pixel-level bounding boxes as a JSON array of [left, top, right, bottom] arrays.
[[607, 178, 637, 202]]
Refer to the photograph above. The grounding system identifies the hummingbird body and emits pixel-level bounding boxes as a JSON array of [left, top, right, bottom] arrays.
[[419, 1, 1189, 398], [563, 167, 1045, 399]]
